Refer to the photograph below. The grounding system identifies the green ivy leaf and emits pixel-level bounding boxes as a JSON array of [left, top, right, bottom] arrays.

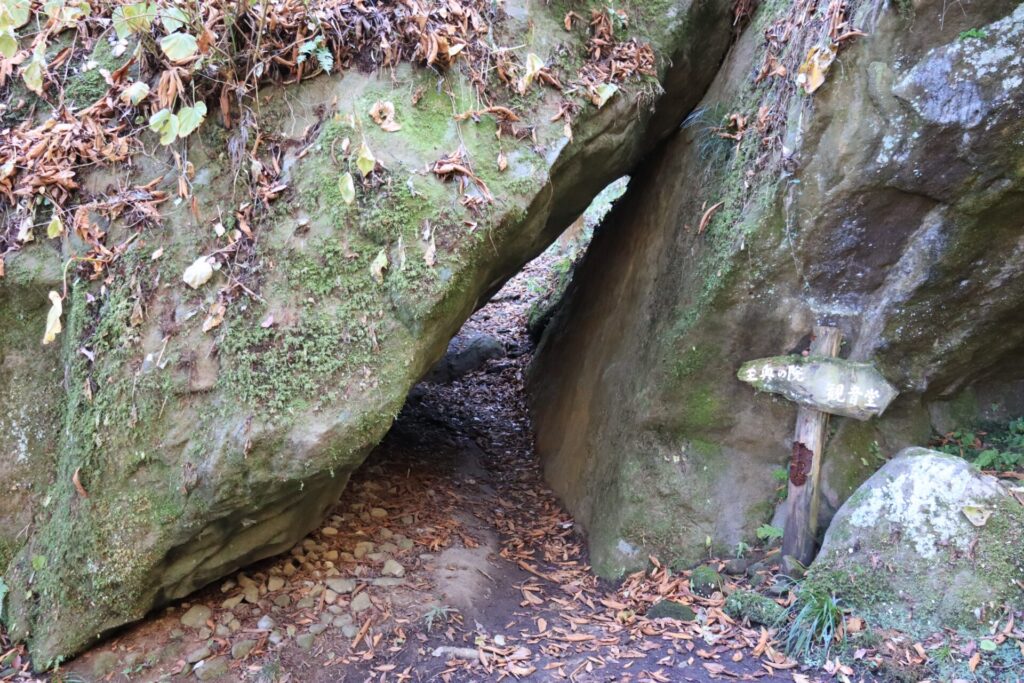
[[5, 0, 32, 27], [21, 46, 46, 96], [160, 6, 189, 33], [356, 142, 376, 177], [160, 32, 198, 62], [0, 28, 16, 60], [121, 80, 150, 105], [980, 639, 998, 653], [176, 101, 206, 137], [112, 2, 154, 40], [148, 108, 179, 145], [46, 214, 64, 239], [591, 83, 618, 108], [338, 171, 355, 205]]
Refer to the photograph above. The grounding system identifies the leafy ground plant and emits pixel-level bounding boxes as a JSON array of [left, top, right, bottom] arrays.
[[423, 604, 457, 632], [933, 416, 1024, 472]]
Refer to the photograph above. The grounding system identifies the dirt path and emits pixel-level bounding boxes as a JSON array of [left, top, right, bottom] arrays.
[[44, 256, 814, 683]]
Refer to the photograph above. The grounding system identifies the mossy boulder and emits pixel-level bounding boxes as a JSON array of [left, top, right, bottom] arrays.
[[530, 0, 1024, 577], [809, 448, 1024, 636], [0, 0, 735, 666], [724, 590, 784, 626], [689, 565, 722, 598], [647, 599, 696, 621]]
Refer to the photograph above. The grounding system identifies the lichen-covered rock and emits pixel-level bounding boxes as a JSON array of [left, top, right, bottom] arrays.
[[530, 0, 1024, 576], [0, 0, 734, 665], [808, 448, 1024, 634]]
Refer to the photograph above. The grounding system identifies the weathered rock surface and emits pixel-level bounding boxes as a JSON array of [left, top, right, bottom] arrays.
[[0, 0, 734, 664], [530, 0, 1024, 576], [422, 330, 504, 383], [809, 448, 1024, 634]]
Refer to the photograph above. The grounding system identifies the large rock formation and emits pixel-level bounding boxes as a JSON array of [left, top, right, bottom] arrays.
[[809, 448, 1024, 635], [530, 0, 1024, 577], [0, 0, 733, 664]]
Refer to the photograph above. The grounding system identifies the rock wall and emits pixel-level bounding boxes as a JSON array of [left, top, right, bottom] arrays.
[[530, 0, 1024, 577], [0, 0, 733, 664]]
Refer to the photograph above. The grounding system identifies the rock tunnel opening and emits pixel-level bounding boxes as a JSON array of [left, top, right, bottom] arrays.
[[311, 176, 631, 627]]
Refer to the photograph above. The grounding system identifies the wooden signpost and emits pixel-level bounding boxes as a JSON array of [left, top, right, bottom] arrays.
[[737, 326, 898, 566]]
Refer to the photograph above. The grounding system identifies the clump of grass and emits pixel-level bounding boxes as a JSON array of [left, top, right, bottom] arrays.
[[782, 587, 846, 660]]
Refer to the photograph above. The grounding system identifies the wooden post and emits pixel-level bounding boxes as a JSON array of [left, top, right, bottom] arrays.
[[781, 325, 843, 567]]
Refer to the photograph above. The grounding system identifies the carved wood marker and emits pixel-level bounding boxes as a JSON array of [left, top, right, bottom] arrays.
[[737, 326, 898, 566]]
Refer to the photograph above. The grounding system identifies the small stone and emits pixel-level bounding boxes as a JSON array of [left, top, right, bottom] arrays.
[[268, 630, 285, 645], [349, 592, 372, 613], [324, 550, 339, 561], [379, 543, 398, 555], [281, 562, 297, 577], [781, 555, 807, 579], [353, 542, 375, 559], [689, 566, 723, 598], [366, 552, 387, 563], [397, 538, 415, 551], [724, 558, 750, 576], [324, 589, 339, 604], [401, 515, 414, 525], [222, 594, 243, 610], [237, 573, 257, 588], [767, 579, 791, 597], [197, 627, 212, 640], [342, 624, 359, 638], [220, 579, 237, 593], [215, 625, 231, 638], [180, 605, 212, 630], [296, 633, 316, 650], [327, 577, 356, 594], [371, 577, 405, 588], [274, 594, 291, 608], [267, 576, 285, 592], [194, 656, 229, 681], [378, 528, 394, 540], [243, 586, 260, 604], [339, 552, 356, 562], [187, 646, 212, 664], [322, 526, 339, 537], [381, 559, 405, 578], [256, 615, 276, 631], [647, 600, 697, 621], [310, 624, 329, 636], [228, 619, 241, 632], [370, 507, 388, 519], [231, 639, 257, 660], [296, 597, 316, 609], [333, 613, 354, 628]]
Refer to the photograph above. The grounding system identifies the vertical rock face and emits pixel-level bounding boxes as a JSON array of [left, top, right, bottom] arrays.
[[0, 0, 733, 665], [810, 448, 1024, 634], [530, 0, 1024, 577]]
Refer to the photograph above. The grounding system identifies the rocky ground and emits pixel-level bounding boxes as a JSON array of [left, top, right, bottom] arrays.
[[0, 249, 833, 682]]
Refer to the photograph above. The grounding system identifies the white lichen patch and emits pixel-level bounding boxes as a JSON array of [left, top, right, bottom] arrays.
[[845, 449, 1007, 559], [894, 4, 1024, 129]]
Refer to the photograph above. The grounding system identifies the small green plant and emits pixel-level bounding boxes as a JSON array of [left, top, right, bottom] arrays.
[[934, 417, 1024, 472], [734, 541, 751, 558], [423, 604, 456, 632], [756, 524, 784, 542], [783, 588, 845, 660], [298, 35, 334, 73], [958, 28, 987, 40]]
